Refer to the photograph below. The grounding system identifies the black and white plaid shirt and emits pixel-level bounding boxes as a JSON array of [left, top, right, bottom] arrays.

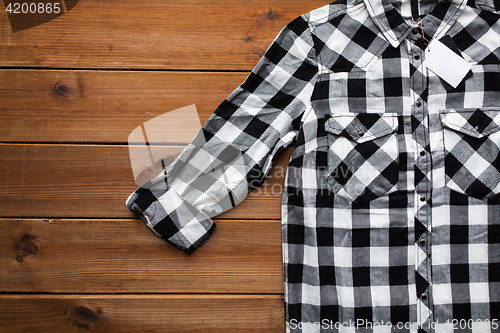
[[127, 0, 500, 331]]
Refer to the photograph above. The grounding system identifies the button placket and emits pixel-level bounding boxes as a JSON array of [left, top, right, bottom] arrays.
[[409, 38, 433, 329]]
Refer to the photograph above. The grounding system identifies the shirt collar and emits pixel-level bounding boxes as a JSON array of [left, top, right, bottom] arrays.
[[363, 0, 468, 47]]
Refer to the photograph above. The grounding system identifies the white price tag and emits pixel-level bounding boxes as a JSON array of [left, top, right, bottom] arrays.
[[426, 39, 472, 88]]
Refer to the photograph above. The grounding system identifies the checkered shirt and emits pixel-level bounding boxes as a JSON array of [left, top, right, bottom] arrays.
[[126, 0, 500, 331]]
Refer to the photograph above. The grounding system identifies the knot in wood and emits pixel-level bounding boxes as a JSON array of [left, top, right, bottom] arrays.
[[21, 234, 33, 242], [22, 244, 38, 255], [17, 234, 38, 261], [54, 82, 69, 96], [69, 306, 98, 328]]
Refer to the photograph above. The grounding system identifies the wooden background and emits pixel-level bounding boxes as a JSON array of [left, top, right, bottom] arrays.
[[0, 0, 332, 332]]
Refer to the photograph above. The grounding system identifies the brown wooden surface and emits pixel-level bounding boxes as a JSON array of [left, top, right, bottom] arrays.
[[0, 218, 283, 293], [0, 295, 285, 332], [0, 0, 330, 70], [0, 143, 289, 219], [0, 0, 332, 331], [0, 70, 248, 143]]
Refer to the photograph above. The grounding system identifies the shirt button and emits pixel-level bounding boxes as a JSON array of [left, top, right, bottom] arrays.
[[412, 27, 419, 35], [420, 196, 426, 202], [421, 294, 428, 300], [416, 100, 422, 107], [414, 53, 420, 60], [358, 130, 365, 137], [420, 150, 426, 156], [475, 125, 482, 132], [419, 238, 426, 245]]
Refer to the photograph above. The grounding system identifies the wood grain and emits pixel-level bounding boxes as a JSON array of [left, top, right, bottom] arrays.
[[0, 70, 248, 143], [0, 0, 331, 70], [0, 144, 289, 219], [0, 218, 283, 293], [0, 294, 285, 332], [0, 1, 332, 329]]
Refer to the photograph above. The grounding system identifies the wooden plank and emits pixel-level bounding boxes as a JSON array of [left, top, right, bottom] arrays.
[[0, 294, 285, 332], [0, 218, 283, 293], [0, 144, 289, 219], [0, 0, 332, 70], [0, 70, 247, 143]]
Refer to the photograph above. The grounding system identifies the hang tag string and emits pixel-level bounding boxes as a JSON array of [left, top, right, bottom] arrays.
[[412, 17, 431, 51]]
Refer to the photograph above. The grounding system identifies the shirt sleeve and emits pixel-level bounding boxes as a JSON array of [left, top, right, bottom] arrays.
[[126, 15, 318, 253]]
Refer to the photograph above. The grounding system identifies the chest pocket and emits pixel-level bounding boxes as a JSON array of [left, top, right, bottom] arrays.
[[324, 113, 399, 202], [441, 108, 500, 200]]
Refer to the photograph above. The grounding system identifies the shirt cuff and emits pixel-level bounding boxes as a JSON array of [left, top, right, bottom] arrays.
[[126, 186, 216, 254]]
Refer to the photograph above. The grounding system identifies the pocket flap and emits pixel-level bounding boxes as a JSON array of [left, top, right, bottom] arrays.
[[440, 108, 500, 138], [325, 113, 398, 143]]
